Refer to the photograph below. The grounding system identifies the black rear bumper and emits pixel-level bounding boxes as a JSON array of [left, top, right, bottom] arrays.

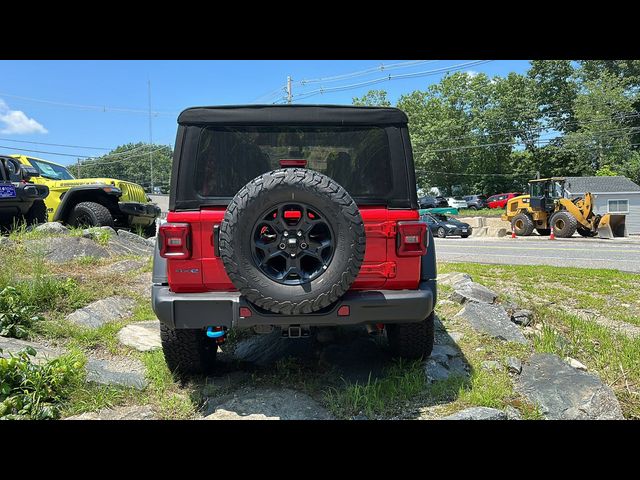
[[0, 183, 48, 214], [152, 280, 436, 330]]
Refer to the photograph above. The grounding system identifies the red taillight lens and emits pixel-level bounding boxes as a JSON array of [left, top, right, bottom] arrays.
[[159, 223, 191, 259], [279, 159, 308, 168], [396, 221, 428, 257]]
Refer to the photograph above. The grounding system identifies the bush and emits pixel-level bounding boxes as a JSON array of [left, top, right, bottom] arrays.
[[0, 286, 42, 339], [0, 347, 85, 419]]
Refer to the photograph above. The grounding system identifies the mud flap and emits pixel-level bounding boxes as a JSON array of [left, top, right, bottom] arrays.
[[597, 214, 628, 239]]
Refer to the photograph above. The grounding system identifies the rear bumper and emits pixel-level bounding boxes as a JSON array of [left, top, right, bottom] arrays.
[[152, 281, 435, 330], [119, 202, 161, 219]]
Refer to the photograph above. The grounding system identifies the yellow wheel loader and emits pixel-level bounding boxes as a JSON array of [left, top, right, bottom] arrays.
[[501, 177, 627, 239]]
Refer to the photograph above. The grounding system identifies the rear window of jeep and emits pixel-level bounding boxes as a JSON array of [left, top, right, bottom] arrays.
[[194, 125, 393, 199]]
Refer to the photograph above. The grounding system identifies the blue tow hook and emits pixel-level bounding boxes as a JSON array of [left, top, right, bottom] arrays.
[[206, 327, 225, 339]]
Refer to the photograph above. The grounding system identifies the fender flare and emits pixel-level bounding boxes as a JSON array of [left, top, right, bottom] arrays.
[[53, 184, 121, 222]]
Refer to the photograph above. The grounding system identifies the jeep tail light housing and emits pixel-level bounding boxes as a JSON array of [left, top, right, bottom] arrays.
[[396, 221, 427, 257], [159, 223, 191, 259]]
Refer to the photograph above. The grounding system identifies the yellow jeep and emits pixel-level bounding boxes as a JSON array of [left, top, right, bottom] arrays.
[[10, 155, 161, 235]]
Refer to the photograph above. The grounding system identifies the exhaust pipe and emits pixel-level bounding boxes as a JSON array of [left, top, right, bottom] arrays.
[[597, 214, 628, 239]]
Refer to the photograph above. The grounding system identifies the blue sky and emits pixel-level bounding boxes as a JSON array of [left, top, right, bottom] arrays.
[[0, 60, 530, 166]]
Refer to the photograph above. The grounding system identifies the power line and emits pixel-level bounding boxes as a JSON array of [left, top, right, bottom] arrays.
[[1, 143, 168, 161], [292, 61, 493, 101], [0, 92, 177, 116], [296, 60, 439, 86], [0, 137, 111, 151]]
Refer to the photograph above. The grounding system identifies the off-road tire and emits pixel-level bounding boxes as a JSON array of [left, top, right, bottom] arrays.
[[219, 168, 365, 315], [512, 213, 535, 236], [550, 211, 577, 238], [536, 228, 551, 236], [24, 200, 48, 226], [468, 205, 477, 210], [437, 227, 447, 238], [577, 227, 596, 237], [68, 201, 114, 228], [386, 312, 435, 359], [160, 324, 217, 376]]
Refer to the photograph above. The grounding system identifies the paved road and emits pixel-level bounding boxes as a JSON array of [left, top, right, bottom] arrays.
[[434, 235, 640, 273]]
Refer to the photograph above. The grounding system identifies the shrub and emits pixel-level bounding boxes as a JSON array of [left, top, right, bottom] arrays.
[[0, 286, 42, 339], [0, 347, 85, 419]]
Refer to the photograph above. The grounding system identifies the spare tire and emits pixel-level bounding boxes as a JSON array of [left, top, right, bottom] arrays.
[[219, 168, 366, 315]]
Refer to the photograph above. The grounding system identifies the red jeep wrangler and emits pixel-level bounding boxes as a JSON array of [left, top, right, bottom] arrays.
[[152, 105, 437, 374]]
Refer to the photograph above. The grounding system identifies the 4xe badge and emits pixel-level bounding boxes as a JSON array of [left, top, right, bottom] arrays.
[[175, 268, 200, 274]]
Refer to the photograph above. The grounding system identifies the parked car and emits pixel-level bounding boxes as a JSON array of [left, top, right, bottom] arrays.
[[435, 196, 449, 207], [419, 196, 438, 209], [421, 212, 472, 238], [487, 192, 524, 209], [0, 155, 49, 230], [447, 196, 468, 209], [463, 194, 487, 210], [152, 105, 438, 375], [10, 154, 161, 235]]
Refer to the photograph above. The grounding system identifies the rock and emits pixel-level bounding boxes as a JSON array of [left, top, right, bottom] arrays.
[[233, 330, 312, 366], [205, 409, 278, 420], [431, 344, 460, 358], [202, 371, 251, 396], [66, 296, 136, 329], [82, 226, 116, 240], [117, 320, 161, 352], [504, 406, 522, 420], [487, 227, 507, 238], [565, 357, 588, 371], [438, 272, 473, 287], [455, 303, 528, 344], [442, 407, 507, 420], [450, 281, 498, 304], [424, 359, 452, 382], [511, 309, 533, 326], [0, 336, 64, 364], [98, 259, 146, 275], [516, 353, 623, 420], [34, 222, 70, 235], [506, 356, 522, 374], [86, 356, 148, 390], [24, 236, 111, 263], [146, 236, 157, 247], [65, 405, 156, 420], [481, 360, 501, 371], [204, 387, 333, 420], [107, 229, 154, 256]]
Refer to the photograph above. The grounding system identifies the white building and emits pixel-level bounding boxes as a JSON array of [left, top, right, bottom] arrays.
[[565, 176, 640, 235]]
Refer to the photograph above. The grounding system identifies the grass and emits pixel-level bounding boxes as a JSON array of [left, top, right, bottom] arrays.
[[439, 262, 640, 419], [456, 208, 505, 217]]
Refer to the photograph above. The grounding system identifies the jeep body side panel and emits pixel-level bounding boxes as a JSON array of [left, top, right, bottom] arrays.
[[52, 185, 120, 222]]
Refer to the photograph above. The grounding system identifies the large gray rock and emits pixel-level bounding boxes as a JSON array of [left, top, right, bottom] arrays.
[[66, 296, 136, 329], [442, 407, 507, 420], [107, 230, 154, 257], [34, 222, 70, 235], [24, 236, 111, 263], [205, 409, 278, 420], [516, 353, 624, 420], [455, 303, 528, 344], [424, 343, 469, 382], [86, 357, 148, 390], [511, 309, 533, 326], [438, 272, 472, 287], [81, 226, 116, 240], [65, 405, 156, 420], [450, 281, 498, 304], [0, 336, 64, 364], [98, 259, 146, 275], [117, 320, 161, 352], [204, 387, 333, 420]]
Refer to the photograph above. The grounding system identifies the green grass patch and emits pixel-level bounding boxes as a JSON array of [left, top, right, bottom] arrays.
[[456, 208, 505, 217]]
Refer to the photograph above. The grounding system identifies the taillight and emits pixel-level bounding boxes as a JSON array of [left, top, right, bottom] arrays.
[[159, 223, 191, 259], [396, 221, 428, 257]]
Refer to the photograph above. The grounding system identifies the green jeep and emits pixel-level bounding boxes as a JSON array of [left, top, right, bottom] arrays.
[[11, 154, 161, 235]]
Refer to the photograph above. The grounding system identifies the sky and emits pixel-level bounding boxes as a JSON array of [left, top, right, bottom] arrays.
[[0, 60, 530, 167]]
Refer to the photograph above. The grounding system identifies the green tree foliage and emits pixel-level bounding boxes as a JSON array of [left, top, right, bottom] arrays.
[[76, 143, 172, 193], [356, 60, 640, 195]]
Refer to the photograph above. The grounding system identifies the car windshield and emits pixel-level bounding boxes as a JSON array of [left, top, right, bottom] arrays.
[[28, 158, 75, 180], [435, 214, 450, 221]]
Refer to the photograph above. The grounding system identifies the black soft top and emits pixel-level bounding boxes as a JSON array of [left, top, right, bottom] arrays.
[[178, 105, 408, 126]]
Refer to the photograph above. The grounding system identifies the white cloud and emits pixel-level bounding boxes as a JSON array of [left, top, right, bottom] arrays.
[[0, 99, 48, 134], [465, 70, 479, 78]]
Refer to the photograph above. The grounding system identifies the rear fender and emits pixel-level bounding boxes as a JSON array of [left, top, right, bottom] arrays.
[[54, 185, 121, 222]]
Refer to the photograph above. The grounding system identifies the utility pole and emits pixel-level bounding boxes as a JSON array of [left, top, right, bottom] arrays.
[[148, 80, 154, 194], [77, 159, 81, 178], [287, 76, 292, 104]]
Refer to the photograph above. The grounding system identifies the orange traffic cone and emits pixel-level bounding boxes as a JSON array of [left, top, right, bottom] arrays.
[[511, 223, 517, 238], [549, 225, 555, 240]]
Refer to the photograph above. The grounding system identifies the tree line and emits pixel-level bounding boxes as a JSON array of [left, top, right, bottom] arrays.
[[353, 60, 640, 196]]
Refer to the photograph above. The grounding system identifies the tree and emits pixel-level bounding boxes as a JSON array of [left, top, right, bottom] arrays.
[[77, 143, 173, 193], [352, 90, 391, 107], [528, 60, 578, 133]]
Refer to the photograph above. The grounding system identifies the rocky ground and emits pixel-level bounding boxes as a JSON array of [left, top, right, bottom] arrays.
[[0, 222, 636, 420]]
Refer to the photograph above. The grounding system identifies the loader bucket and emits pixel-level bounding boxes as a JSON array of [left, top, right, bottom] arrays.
[[597, 214, 628, 239]]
